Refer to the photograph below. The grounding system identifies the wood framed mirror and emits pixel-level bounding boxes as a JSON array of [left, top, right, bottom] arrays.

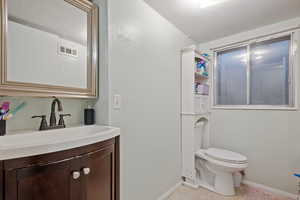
[[0, 0, 98, 98]]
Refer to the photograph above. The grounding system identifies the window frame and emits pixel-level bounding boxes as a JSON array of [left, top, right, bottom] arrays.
[[212, 32, 298, 110]]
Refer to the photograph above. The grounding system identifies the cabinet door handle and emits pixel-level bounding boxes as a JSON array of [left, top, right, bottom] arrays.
[[83, 167, 91, 175], [72, 171, 81, 179]]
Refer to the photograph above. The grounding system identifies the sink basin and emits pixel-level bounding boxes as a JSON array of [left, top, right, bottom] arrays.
[[0, 125, 120, 160]]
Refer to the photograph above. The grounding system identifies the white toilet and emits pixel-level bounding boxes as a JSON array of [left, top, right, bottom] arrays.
[[195, 147, 248, 196], [181, 115, 248, 196]]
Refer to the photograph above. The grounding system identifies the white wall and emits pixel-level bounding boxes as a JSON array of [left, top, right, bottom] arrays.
[[7, 20, 87, 88], [0, 97, 94, 132], [198, 17, 300, 195], [105, 0, 194, 199], [94, 0, 110, 125]]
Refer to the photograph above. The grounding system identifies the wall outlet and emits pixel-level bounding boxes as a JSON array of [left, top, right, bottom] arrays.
[[113, 95, 121, 110]]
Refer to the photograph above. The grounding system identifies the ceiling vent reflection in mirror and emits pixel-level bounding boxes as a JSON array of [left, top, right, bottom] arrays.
[[58, 43, 78, 58]]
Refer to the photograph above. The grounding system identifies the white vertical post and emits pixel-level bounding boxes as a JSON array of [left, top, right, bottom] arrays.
[[246, 45, 251, 105]]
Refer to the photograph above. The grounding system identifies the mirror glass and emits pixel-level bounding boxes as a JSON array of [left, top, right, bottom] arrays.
[[7, 0, 89, 89]]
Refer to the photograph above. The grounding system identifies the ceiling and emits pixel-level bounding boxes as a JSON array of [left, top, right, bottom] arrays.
[[8, 0, 87, 45], [144, 0, 300, 43]]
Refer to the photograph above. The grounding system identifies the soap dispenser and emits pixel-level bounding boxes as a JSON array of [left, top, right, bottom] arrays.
[[84, 105, 95, 125]]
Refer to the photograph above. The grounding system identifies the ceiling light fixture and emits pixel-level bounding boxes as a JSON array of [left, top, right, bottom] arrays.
[[181, 0, 227, 9], [199, 0, 227, 8]]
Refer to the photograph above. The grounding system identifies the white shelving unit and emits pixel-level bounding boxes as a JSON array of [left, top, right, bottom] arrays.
[[181, 47, 210, 115], [181, 46, 211, 186]]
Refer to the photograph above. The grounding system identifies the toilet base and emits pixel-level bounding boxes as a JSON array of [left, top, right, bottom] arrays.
[[184, 171, 241, 196], [194, 158, 244, 196], [214, 171, 235, 196], [192, 149, 247, 196], [194, 174, 235, 196]]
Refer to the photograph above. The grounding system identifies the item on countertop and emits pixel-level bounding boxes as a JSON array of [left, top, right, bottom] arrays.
[[0, 111, 9, 120], [0, 101, 10, 113], [0, 101, 10, 111], [0, 102, 10, 120], [0, 101, 27, 121], [0, 101, 27, 136], [84, 106, 95, 125], [12, 102, 27, 114], [0, 120, 6, 136]]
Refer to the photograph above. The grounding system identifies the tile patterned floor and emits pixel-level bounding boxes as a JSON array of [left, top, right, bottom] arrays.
[[167, 185, 294, 200]]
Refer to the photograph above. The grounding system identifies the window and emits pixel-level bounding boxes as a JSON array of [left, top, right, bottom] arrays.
[[214, 34, 295, 109]]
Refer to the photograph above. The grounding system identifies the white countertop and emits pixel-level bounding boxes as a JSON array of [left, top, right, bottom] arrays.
[[0, 125, 120, 160]]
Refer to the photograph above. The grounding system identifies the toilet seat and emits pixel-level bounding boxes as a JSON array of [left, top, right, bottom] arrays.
[[205, 148, 248, 164], [195, 148, 248, 166]]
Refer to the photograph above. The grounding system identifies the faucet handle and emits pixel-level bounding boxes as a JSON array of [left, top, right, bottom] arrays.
[[58, 114, 71, 128], [60, 114, 71, 117], [32, 115, 46, 118], [32, 115, 48, 131]]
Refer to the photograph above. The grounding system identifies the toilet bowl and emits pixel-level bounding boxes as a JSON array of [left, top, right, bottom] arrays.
[[195, 148, 248, 196]]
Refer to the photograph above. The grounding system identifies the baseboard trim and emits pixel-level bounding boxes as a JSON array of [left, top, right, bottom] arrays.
[[157, 182, 182, 200], [182, 181, 199, 189], [243, 180, 298, 200]]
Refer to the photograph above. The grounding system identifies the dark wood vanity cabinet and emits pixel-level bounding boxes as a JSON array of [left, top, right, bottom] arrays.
[[81, 145, 116, 200], [7, 158, 73, 200], [0, 137, 120, 200]]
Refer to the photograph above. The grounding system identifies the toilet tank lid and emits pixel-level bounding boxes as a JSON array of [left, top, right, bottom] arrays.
[[206, 148, 247, 163]]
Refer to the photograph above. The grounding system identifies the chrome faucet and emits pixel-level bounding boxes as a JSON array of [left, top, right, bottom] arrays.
[[32, 98, 71, 131], [50, 98, 63, 126]]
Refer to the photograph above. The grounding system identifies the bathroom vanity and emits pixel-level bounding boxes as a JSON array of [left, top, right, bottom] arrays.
[[0, 0, 119, 197], [0, 125, 120, 200], [0, 0, 120, 198]]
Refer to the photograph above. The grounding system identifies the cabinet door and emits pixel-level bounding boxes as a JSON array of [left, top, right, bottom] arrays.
[[5, 158, 79, 200], [81, 144, 115, 200]]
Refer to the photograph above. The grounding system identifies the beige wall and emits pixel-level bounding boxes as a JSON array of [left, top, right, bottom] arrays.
[[198, 17, 300, 194]]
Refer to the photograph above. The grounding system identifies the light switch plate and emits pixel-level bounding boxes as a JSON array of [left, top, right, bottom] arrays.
[[113, 94, 121, 109]]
